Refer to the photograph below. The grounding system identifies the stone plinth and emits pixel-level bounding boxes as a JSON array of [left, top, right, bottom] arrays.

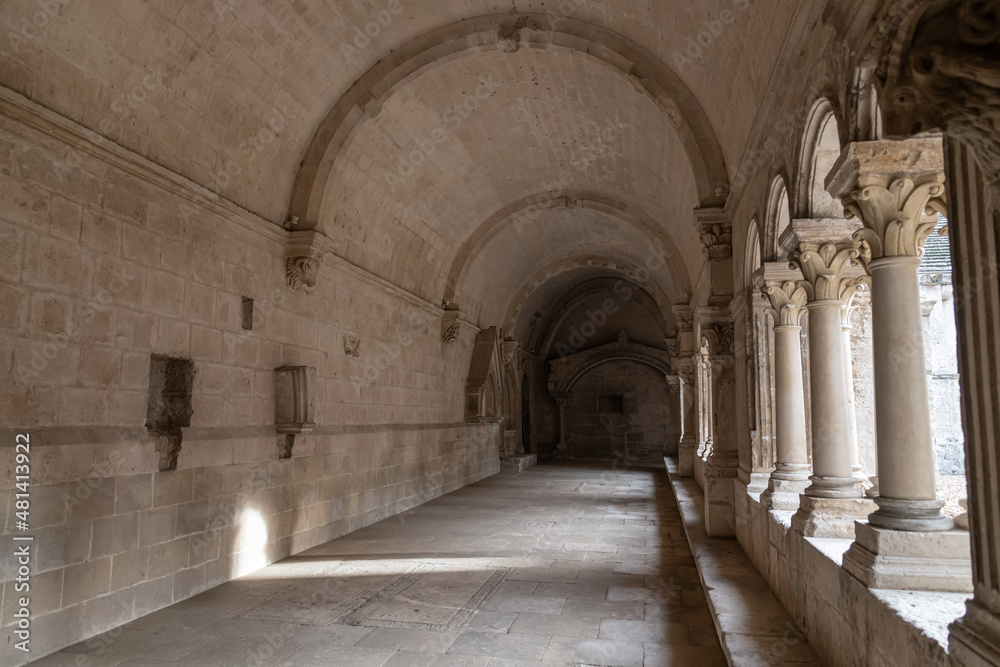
[[761, 477, 810, 511], [791, 496, 875, 539], [501, 453, 537, 473], [842, 521, 973, 593]]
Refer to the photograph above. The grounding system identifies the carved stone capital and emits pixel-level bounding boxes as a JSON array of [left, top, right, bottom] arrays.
[[826, 140, 947, 262], [790, 241, 864, 302], [849, 177, 946, 261], [675, 360, 696, 387], [665, 337, 681, 360], [764, 281, 808, 326], [502, 339, 519, 366], [701, 322, 735, 356], [673, 305, 694, 332], [666, 374, 681, 393], [695, 207, 732, 259], [878, 1, 1000, 183]]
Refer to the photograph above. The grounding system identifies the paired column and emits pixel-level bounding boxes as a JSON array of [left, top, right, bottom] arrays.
[[788, 228, 873, 538], [829, 138, 969, 593], [828, 139, 952, 532], [761, 278, 811, 510]]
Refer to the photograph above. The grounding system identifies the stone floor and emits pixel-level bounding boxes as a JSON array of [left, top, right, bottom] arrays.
[[29, 463, 727, 667]]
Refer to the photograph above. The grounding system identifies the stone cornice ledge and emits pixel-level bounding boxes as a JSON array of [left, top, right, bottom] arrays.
[[0, 84, 286, 245], [0, 85, 448, 320]]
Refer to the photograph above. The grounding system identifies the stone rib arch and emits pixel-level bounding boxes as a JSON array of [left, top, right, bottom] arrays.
[[547, 341, 674, 394], [764, 175, 792, 261], [287, 12, 729, 230], [444, 191, 692, 311], [533, 278, 667, 359], [504, 256, 676, 339], [794, 97, 847, 219]]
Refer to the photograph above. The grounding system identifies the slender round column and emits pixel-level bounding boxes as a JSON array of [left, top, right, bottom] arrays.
[[841, 314, 866, 482], [772, 324, 811, 481], [868, 256, 951, 530], [804, 300, 860, 498]]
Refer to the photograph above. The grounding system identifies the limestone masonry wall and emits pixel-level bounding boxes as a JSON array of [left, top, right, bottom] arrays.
[[0, 110, 500, 663]]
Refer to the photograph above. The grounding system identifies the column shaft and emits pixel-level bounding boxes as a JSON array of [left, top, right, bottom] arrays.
[[805, 300, 859, 498], [868, 256, 951, 529], [773, 325, 810, 478]]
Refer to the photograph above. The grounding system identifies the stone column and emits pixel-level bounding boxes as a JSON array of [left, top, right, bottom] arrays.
[[830, 138, 970, 593], [761, 278, 811, 510], [841, 305, 866, 485], [553, 393, 570, 453], [828, 139, 952, 532], [872, 3, 999, 645], [788, 223, 873, 538]]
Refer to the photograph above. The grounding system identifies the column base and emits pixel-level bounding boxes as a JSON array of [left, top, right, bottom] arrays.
[[791, 495, 874, 539], [843, 520, 972, 592], [761, 476, 810, 511], [865, 475, 880, 499], [804, 474, 862, 499], [950, 596, 1000, 667], [869, 496, 954, 532]]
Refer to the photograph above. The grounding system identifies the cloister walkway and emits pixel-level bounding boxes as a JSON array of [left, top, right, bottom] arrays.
[[28, 463, 730, 667]]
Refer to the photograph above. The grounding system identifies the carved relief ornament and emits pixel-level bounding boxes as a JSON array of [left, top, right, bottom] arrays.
[[879, 0, 1000, 183]]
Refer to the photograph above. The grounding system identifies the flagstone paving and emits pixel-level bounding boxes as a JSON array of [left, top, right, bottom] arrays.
[[29, 463, 727, 667]]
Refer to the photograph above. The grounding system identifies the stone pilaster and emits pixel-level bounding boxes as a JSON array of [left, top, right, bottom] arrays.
[[552, 393, 570, 454], [673, 304, 698, 478], [665, 374, 682, 457], [828, 138, 952, 532], [699, 319, 738, 538]]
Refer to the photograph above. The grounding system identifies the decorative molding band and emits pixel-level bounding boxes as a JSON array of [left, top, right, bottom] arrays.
[[0, 422, 481, 449], [0, 84, 287, 246], [0, 84, 448, 319]]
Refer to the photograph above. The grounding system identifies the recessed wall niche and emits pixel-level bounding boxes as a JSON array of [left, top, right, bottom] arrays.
[[145, 355, 195, 471], [274, 366, 316, 458], [241, 296, 254, 330]]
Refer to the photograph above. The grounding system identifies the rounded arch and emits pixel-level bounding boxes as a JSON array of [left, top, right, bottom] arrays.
[[445, 191, 692, 311], [287, 12, 729, 229], [504, 256, 676, 337], [764, 176, 792, 261], [795, 98, 846, 219], [534, 278, 667, 358], [555, 350, 674, 394], [743, 218, 763, 287]]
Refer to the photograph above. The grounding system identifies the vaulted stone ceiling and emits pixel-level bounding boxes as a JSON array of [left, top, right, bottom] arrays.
[[0, 0, 798, 332]]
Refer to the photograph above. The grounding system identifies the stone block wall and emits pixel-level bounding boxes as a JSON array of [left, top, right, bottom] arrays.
[[0, 109, 500, 664], [734, 488, 959, 667], [564, 359, 671, 463]]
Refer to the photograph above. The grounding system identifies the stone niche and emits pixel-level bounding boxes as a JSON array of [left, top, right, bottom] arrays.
[[274, 366, 316, 458], [145, 355, 195, 471]]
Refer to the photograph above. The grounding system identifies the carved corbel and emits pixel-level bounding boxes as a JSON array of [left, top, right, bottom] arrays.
[[442, 309, 465, 344], [285, 230, 335, 291]]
